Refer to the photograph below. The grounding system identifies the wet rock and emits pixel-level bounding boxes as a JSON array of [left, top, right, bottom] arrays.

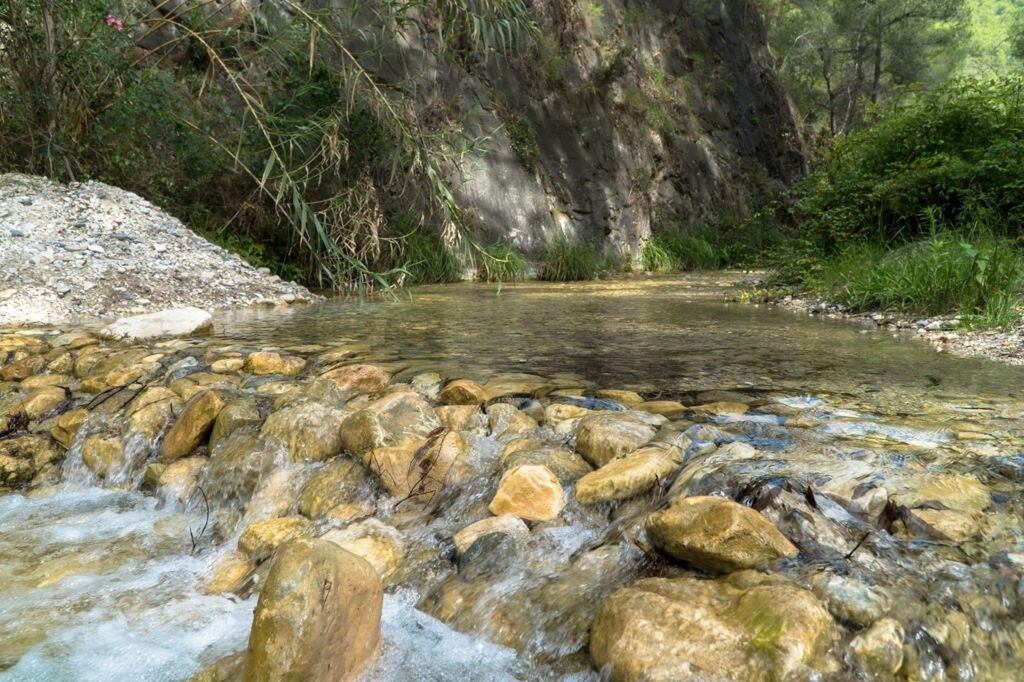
[[297, 459, 375, 520], [489, 464, 565, 522], [15, 386, 66, 419], [575, 413, 658, 468], [244, 351, 306, 376], [595, 389, 645, 406], [452, 514, 530, 555], [811, 572, 892, 627], [439, 379, 489, 405], [499, 441, 593, 483], [238, 516, 311, 560], [590, 573, 836, 681], [205, 550, 255, 595], [245, 539, 382, 681], [202, 432, 275, 508], [125, 386, 182, 439], [848, 618, 904, 676], [458, 532, 517, 579], [100, 307, 213, 341], [260, 401, 346, 462], [160, 389, 225, 461], [191, 651, 246, 682], [486, 403, 538, 440], [409, 371, 443, 400], [0, 434, 63, 490], [575, 443, 682, 505], [646, 496, 798, 572], [1, 354, 45, 381], [543, 403, 591, 425], [892, 474, 991, 543], [339, 390, 440, 456], [321, 519, 404, 582], [50, 408, 87, 447], [210, 399, 261, 448], [81, 434, 126, 479], [362, 430, 469, 500], [434, 404, 485, 432], [690, 401, 749, 417], [19, 373, 71, 390], [156, 456, 207, 503], [637, 400, 687, 417], [482, 373, 551, 399], [210, 357, 245, 373], [320, 364, 390, 394]]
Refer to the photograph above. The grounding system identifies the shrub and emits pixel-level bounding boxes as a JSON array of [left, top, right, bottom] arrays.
[[538, 238, 601, 281], [477, 244, 528, 282], [641, 233, 721, 271], [400, 232, 465, 285]]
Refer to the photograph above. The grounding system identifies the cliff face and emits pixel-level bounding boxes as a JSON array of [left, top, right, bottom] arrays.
[[445, 0, 806, 259]]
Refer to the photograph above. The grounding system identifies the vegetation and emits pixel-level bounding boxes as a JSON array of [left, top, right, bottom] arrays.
[[476, 244, 528, 283], [538, 238, 603, 281], [641, 233, 720, 272]]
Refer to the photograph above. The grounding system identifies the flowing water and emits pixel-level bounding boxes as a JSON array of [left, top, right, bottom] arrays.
[[2, 274, 1023, 680]]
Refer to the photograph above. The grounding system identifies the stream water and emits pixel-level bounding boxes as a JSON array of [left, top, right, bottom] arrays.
[[1, 274, 1023, 680]]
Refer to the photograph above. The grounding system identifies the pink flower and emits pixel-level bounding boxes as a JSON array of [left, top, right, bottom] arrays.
[[105, 13, 124, 31]]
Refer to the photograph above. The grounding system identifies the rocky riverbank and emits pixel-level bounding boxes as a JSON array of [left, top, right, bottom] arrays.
[[1, 317, 1020, 680], [0, 174, 315, 326]]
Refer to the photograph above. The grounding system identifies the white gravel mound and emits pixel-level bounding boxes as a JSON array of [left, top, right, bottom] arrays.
[[0, 173, 316, 325]]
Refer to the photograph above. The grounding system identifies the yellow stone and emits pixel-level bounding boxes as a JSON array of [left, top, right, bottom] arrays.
[[489, 464, 565, 522]]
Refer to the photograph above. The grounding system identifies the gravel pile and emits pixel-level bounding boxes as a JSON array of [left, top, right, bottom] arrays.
[[0, 174, 315, 325]]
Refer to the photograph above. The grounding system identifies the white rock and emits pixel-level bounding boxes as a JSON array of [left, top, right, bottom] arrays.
[[101, 306, 213, 341]]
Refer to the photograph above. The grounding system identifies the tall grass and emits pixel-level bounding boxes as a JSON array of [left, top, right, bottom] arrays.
[[538, 238, 601, 281], [641, 233, 721, 271], [809, 229, 1023, 327], [400, 232, 465, 285], [477, 243, 528, 282]]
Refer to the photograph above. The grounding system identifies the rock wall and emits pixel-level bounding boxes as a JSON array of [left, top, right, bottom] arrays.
[[446, 0, 806, 259]]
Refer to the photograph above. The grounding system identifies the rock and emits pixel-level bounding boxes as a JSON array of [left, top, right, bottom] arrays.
[[0, 434, 64, 490], [297, 459, 374, 520], [210, 357, 245, 373], [575, 413, 657, 467], [19, 373, 71, 390], [499, 439, 593, 483], [489, 464, 565, 522], [637, 400, 687, 417], [261, 402, 346, 462], [811, 572, 892, 627], [575, 443, 682, 505], [244, 351, 306, 376], [202, 432, 275, 508], [646, 496, 798, 572], [125, 386, 182, 439], [238, 516, 311, 560], [486, 402, 538, 439], [452, 514, 530, 555], [321, 519, 405, 582], [100, 307, 213, 341], [340, 390, 440, 456], [210, 399, 261, 448], [458, 532, 518, 579], [595, 389, 645, 406], [435, 404, 485, 432], [156, 456, 207, 503], [245, 539, 382, 681], [893, 474, 991, 542], [363, 430, 469, 500], [591, 573, 836, 681], [205, 550, 255, 594], [690, 401, 749, 416], [81, 434, 126, 478], [848, 618, 904, 676], [320, 364, 390, 393], [439, 379, 489, 405], [1, 355, 45, 381], [15, 386, 66, 419], [160, 389, 225, 461], [543, 403, 591, 425], [51, 408, 88, 447]]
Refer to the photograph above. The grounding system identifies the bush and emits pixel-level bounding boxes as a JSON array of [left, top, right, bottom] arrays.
[[538, 238, 601, 281], [400, 232, 465, 284], [477, 244, 527, 282], [641, 233, 721, 272]]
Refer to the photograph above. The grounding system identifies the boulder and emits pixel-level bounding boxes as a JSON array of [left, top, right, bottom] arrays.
[[452, 514, 530, 555], [340, 391, 440, 456], [848, 618, 904, 676], [499, 440, 593, 483], [0, 434, 63, 490], [489, 464, 565, 522], [435, 404, 485, 432], [486, 403, 539, 439], [81, 434, 126, 478], [238, 516, 312, 560], [439, 379, 489, 405], [590, 573, 836, 681], [50, 408, 88, 447], [297, 459, 375, 520], [811, 572, 892, 627], [210, 399, 261, 448], [15, 386, 66, 419], [363, 430, 469, 501], [205, 550, 255, 595], [646, 496, 798, 572], [156, 456, 207, 503], [100, 307, 213, 341], [245, 539, 382, 681], [160, 389, 225, 461], [575, 443, 682, 505], [261, 402, 346, 462], [1, 354, 44, 381], [575, 414, 657, 468], [244, 351, 306, 376], [320, 364, 390, 393], [321, 519, 405, 582], [125, 386, 182, 439]]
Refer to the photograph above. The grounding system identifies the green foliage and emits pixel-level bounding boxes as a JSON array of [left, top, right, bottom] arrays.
[[476, 243, 528, 282], [503, 114, 540, 172], [793, 77, 1024, 250], [641, 233, 721, 271], [398, 231, 465, 285], [538, 238, 602, 281]]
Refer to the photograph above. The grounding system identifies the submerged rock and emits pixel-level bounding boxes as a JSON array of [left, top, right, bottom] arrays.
[[575, 413, 657, 467], [452, 514, 530, 555], [0, 433, 63, 490], [238, 516, 311, 561], [646, 495, 797, 572], [260, 401, 346, 462], [439, 379, 489, 405], [575, 443, 682, 505], [486, 402, 539, 440], [434, 404, 485, 432], [297, 458, 375, 520], [811, 572, 892, 627], [81, 434, 126, 479], [320, 363, 390, 394], [848, 617, 905, 676], [210, 399, 261, 448], [100, 307, 213, 341], [590, 573, 836, 681], [245, 539, 382, 681], [244, 351, 306, 376], [489, 464, 565, 522]]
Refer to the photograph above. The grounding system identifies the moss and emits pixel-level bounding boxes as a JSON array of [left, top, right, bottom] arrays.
[[503, 115, 541, 172]]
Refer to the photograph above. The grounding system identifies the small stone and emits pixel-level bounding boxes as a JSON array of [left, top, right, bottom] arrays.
[[489, 464, 565, 522], [575, 443, 682, 505], [244, 351, 306, 376], [237, 516, 311, 560], [159, 390, 225, 461], [848, 618, 905, 676], [439, 379, 489, 405], [452, 514, 530, 555], [575, 413, 657, 468]]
